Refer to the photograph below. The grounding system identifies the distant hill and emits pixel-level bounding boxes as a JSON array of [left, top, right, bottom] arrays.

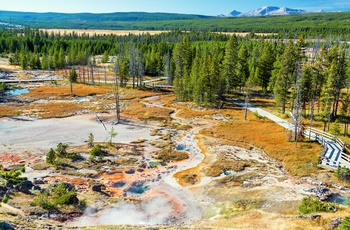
[[0, 10, 213, 29], [227, 6, 306, 17], [0, 10, 350, 36]]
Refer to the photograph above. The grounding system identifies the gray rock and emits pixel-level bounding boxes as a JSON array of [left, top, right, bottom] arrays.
[[323, 174, 331, 178], [15, 180, 34, 194], [91, 184, 104, 192], [0, 221, 15, 230], [329, 217, 343, 228], [328, 205, 337, 212], [309, 214, 321, 220], [33, 178, 45, 185], [306, 185, 332, 201], [0, 186, 7, 197], [6, 164, 25, 171], [295, 214, 321, 220]]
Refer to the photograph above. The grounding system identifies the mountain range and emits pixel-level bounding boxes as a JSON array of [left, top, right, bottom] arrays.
[[224, 6, 322, 17]]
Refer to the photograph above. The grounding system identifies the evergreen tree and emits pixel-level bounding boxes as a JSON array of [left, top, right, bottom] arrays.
[[58, 47, 66, 69], [46, 148, 56, 165], [222, 34, 239, 91], [255, 42, 275, 93], [273, 40, 297, 114], [236, 44, 249, 89], [173, 36, 192, 101], [20, 52, 28, 70], [101, 50, 109, 63], [41, 53, 49, 70], [69, 66, 78, 95]]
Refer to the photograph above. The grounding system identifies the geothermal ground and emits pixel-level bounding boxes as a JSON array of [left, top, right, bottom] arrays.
[[1, 70, 350, 229]]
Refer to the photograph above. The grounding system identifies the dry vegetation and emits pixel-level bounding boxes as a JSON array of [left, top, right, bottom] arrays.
[[122, 100, 173, 120], [24, 84, 111, 99], [203, 158, 251, 177], [44, 29, 168, 36], [154, 147, 189, 162], [200, 110, 322, 177], [2, 74, 346, 229]]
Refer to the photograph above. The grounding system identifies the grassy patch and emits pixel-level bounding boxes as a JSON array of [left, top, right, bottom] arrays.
[[204, 159, 250, 177], [122, 100, 173, 120], [30, 101, 86, 118], [0, 105, 19, 117], [154, 147, 189, 162], [180, 173, 200, 185], [24, 84, 111, 99], [218, 172, 264, 186], [200, 116, 322, 177], [115, 157, 138, 166]]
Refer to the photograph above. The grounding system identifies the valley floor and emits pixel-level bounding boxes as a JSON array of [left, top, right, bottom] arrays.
[[1, 70, 350, 229]]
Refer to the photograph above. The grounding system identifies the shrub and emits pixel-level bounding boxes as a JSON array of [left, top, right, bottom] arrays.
[[30, 190, 54, 210], [0, 82, 6, 92], [253, 111, 264, 119], [89, 144, 104, 162], [90, 144, 103, 157], [51, 183, 77, 205], [2, 195, 10, 203], [299, 197, 334, 214], [340, 216, 350, 230], [335, 167, 350, 182], [56, 142, 69, 157], [31, 183, 78, 212], [87, 133, 94, 148], [0, 169, 26, 185], [46, 148, 56, 165], [331, 119, 341, 135]]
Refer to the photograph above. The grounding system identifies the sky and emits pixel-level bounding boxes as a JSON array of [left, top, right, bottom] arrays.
[[0, 0, 350, 15]]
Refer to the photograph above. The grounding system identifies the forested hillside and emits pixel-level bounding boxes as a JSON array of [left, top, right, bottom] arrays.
[[1, 10, 350, 36], [1, 28, 350, 134]]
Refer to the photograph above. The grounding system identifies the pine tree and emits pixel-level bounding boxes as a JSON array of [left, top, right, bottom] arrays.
[[69, 66, 78, 95], [41, 53, 49, 70], [58, 47, 65, 69], [173, 36, 192, 101], [255, 42, 275, 93], [236, 44, 249, 89], [20, 52, 28, 70], [273, 40, 297, 114], [46, 148, 56, 165], [101, 50, 109, 63], [222, 35, 239, 92]]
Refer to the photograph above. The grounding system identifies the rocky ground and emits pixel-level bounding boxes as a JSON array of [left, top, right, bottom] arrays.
[[1, 73, 350, 229]]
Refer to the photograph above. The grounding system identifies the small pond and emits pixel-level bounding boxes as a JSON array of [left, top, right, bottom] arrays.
[[76, 96, 90, 102], [176, 144, 187, 151], [6, 88, 29, 96], [126, 181, 149, 195], [149, 161, 167, 166], [328, 194, 348, 205], [112, 181, 126, 188]]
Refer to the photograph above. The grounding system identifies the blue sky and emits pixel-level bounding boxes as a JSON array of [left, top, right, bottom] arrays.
[[1, 0, 350, 15]]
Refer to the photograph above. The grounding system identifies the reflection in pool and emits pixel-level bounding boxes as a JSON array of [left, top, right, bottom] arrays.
[[6, 88, 29, 95]]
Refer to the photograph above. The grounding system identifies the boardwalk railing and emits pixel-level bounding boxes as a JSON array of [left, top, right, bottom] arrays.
[[303, 126, 345, 150], [303, 126, 350, 168], [340, 153, 350, 167], [233, 99, 350, 169]]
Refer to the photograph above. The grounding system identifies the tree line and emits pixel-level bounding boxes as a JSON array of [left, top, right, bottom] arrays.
[[1, 28, 350, 134], [2, 11, 350, 37]]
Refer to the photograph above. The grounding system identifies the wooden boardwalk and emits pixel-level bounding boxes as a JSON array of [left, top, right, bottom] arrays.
[[233, 100, 350, 170], [142, 77, 173, 89]]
